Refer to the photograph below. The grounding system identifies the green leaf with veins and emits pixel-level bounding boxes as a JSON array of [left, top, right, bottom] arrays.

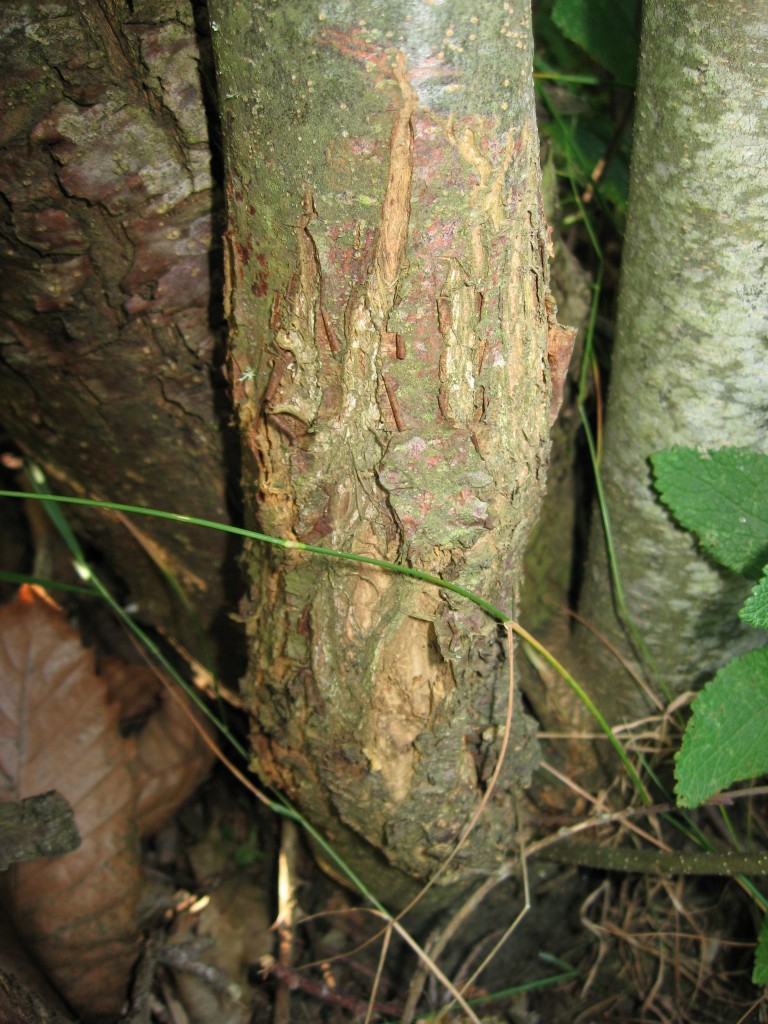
[[740, 568, 768, 630], [651, 447, 768, 580], [675, 648, 768, 808]]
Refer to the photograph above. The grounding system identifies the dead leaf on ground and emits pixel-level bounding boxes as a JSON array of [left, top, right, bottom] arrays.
[[0, 585, 143, 1021], [167, 875, 272, 1024], [98, 657, 216, 838], [98, 654, 162, 721]]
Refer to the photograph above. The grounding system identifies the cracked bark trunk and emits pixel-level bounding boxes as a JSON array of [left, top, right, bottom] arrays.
[[0, 0, 234, 663], [210, 0, 572, 901]]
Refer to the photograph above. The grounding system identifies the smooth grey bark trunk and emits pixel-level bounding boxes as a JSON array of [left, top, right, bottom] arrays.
[[209, 0, 573, 900], [577, 0, 768, 724]]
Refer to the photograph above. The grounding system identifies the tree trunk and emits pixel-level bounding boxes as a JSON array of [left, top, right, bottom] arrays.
[[576, 0, 768, 725], [210, 0, 573, 900], [0, 0, 234, 663]]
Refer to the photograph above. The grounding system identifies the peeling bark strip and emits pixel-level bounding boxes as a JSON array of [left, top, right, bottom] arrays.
[[546, 322, 577, 424], [367, 52, 416, 327], [382, 374, 405, 431], [545, 291, 577, 425], [319, 308, 340, 353], [210, 0, 567, 899]]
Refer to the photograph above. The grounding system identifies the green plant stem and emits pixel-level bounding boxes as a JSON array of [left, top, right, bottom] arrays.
[[0, 571, 95, 597], [511, 622, 648, 799], [536, 839, 768, 878], [6, 481, 406, 912], [6, 484, 766, 910]]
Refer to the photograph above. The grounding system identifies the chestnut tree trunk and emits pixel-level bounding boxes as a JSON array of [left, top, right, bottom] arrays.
[[209, 0, 573, 900], [0, 0, 234, 661]]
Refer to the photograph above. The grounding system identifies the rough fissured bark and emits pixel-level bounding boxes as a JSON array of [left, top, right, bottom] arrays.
[[211, 0, 571, 896], [0, 0, 233, 659]]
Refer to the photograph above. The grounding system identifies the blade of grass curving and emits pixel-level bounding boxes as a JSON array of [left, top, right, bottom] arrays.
[[26, 462, 215, 674], [25, 462, 89, 563], [0, 571, 96, 597], [10, 482, 648, 828], [561, 604, 665, 712], [1, 485, 643, 784], [7, 486, 655, 825], [14, 475, 394, 901], [111, 508, 216, 676], [9, 484, 676, 942], [4, 475, 677, 1013], [1, 487, 507, 622], [510, 621, 648, 799]]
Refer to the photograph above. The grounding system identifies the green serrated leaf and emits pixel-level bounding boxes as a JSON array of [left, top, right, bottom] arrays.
[[651, 447, 768, 579], [753, 914, 768, 985], [740, 568, 768, 631], [675, 648, 768, 808], [552, 0, 638, 84]]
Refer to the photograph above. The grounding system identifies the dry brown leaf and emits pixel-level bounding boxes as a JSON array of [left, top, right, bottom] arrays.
[[97, 653, 216, 837], [98, 654, 162, 721], [168, 876, 272, 1024], [0, 585, 143, 1022], [132, 682, 216, 838]]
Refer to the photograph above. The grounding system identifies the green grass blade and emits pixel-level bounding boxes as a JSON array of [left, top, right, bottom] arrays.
[[1, 485, 643, 801], [0, 572, 96, 597], [0, 488, 509, 622]]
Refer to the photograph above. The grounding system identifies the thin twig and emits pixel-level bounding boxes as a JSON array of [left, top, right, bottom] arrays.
[[401, 864, 514, 1024], [260, 956, 404, 1018], [123, 932, 163, 1024], [439, 815, 532, 1019], [273, 818, 300, 1024], [363, 924, 392, 1024]]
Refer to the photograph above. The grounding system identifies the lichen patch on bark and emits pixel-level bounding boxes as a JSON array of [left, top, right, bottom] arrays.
[[449, 118, 518, 236]]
